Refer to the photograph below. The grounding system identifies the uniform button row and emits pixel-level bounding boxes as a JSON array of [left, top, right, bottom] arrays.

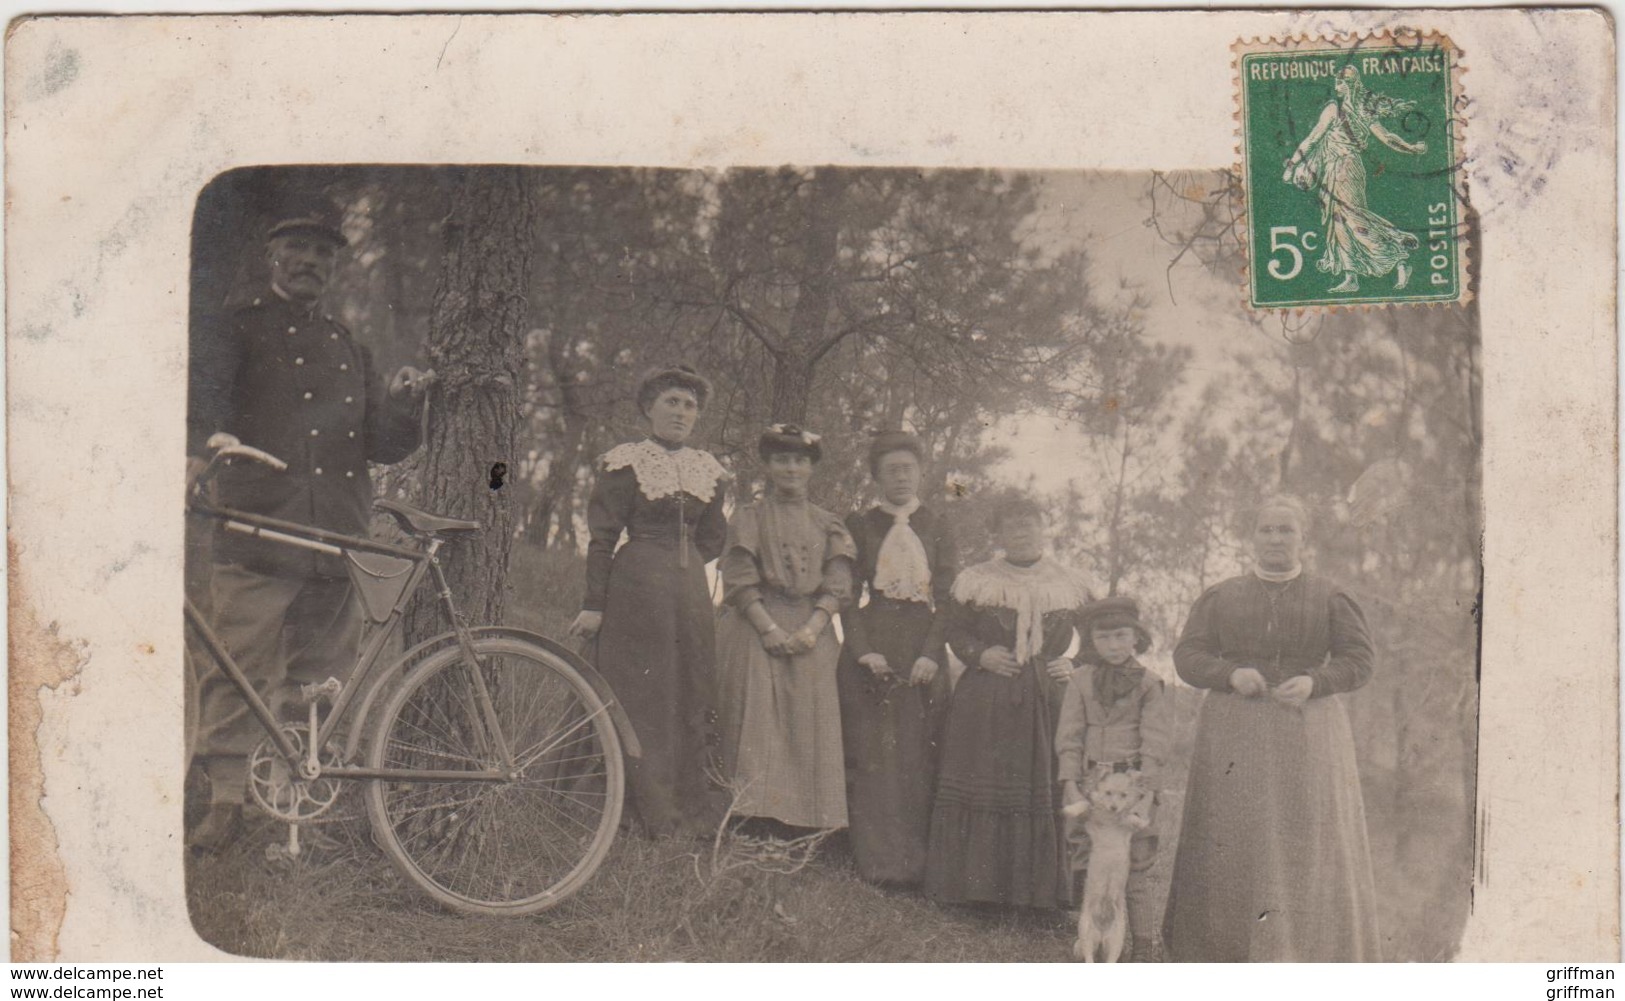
[[298, 394, 356, 404], [311, 468, 356, 479]]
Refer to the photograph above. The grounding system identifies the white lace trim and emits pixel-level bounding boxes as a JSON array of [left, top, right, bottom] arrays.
[[953, 556, 1093, 664], [871, 499, 933, 604], [602, 440, 727, 503]]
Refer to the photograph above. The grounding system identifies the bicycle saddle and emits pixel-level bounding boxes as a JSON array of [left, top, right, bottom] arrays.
[[375, 499, 481, 536]]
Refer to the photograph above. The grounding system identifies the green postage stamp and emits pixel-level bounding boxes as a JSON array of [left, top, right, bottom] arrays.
[[1237, 32, 1467, 310]]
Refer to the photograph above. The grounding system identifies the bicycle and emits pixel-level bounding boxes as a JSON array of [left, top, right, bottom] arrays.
[[184, 434, 636, 916]]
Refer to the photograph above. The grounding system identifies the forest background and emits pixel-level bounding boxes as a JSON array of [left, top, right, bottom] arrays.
[[187, 165, 1480, 961]]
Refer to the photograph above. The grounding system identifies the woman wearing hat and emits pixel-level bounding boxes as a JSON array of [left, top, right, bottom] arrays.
[[924, 494, 1090, 909], [714, 425, 856, 830], [1162, 495, 1380, 961], [570, 365, 729, 839], [837, 431, 958, 886]]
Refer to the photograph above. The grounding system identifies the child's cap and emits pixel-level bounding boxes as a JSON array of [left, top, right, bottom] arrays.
[[1082, 595, 1153, 654]]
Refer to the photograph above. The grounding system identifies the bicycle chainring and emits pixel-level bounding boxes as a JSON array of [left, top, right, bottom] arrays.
[[248, 725, 344, 823]]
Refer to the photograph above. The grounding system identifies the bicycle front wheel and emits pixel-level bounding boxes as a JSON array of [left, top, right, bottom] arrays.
[[365, 637, 625, 916]]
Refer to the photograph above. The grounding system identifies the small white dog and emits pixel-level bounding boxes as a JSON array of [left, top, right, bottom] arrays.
[[1063, 770, 1154, 963]]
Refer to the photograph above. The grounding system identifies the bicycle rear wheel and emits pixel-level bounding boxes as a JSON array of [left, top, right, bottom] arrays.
[[365, 637, 624, 916]]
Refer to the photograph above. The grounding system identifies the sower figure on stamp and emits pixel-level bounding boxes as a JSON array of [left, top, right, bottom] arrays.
[[185, 195, 433, 850]]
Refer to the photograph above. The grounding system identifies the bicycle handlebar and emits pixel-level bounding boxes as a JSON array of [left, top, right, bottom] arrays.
[[205, 433, 288, 472]]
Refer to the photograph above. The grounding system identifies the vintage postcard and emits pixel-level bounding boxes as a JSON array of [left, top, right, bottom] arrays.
[[5, 11, 1616, 966]]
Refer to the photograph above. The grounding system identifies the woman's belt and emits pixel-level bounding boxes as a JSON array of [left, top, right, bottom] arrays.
[[624, 530, 695, 546], [862, 593, 932, 612]]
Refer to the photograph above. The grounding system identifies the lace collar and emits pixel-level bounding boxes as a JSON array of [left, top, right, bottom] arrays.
[[952, 555, 1092, 614], [952, 555, 1092, 664], [602, 439, 727, 503]]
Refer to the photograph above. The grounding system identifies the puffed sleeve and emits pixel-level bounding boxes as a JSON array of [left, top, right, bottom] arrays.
[[1308, 589, 1376, 697], [1054, 665, 1091, 784], [841, 511, 876, 660], [946, 598, 990, 674], [812, 514, 857, 617], [694, 474, 729, 564], [1137, 676, 1173, 788], [918, 510, 959, 662], [581, 464, 637, 612], [721, 504, 766, 610], [361, 338, 424, 465], [1173, 585, 1238, 691]]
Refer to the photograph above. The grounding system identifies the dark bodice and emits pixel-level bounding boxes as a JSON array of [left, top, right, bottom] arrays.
[[582, 459, 727, 612], [842, 505, 958, 662], [946, 603, 1084, 671], [1173, 573, 1375, 697]]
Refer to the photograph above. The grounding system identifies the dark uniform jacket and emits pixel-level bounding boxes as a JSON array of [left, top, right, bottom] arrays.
[[188, 291, 422, 578]]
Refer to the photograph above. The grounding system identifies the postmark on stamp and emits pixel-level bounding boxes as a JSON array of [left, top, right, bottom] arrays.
[[1236, 31, 1467, 310]]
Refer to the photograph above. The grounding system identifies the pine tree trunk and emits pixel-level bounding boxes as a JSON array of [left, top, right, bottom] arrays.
[[769, 357, 816, 424], [404, 169, 535, 643], [769, 169, 846, 423]]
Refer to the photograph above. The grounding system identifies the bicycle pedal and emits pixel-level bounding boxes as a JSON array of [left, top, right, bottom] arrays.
[[298, 677, 343, 704], [264, 842, 299, 865]]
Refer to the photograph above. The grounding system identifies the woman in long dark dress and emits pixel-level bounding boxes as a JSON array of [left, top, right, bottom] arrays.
[[924, 495, 1091, 909], [569, 366, 729, 839], [838, 431, 958, 886], [1163, 495, 1381, 961]]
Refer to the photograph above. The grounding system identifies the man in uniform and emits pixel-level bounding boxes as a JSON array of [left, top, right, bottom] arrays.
[[186, 196, 432, 849]]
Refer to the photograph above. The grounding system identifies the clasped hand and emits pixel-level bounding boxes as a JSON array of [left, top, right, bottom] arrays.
[[859, 653, 940, 685], [977, 646, 1071, 682], [761, 624, 818, 657], [1229, 667, 1313, 706]]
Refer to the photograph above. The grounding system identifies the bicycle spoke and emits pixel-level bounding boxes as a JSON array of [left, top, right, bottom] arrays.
[[367, 639, 623, 913], [511, 705, 609, 772]]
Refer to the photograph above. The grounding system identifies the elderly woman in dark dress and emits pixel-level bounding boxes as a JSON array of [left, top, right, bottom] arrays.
[[569, 365, 730, 839], [924, 495, 1092, 909], [1163, 495, 1381, 961], [837, 431, 958, 886]]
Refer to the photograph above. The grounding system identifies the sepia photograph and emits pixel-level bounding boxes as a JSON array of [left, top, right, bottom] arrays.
[[181, 162, 1479, 962], [5, 11, 1613, 970]]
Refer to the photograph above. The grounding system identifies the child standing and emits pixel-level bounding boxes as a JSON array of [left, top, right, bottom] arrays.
[[1055, 595, 1173, 962]]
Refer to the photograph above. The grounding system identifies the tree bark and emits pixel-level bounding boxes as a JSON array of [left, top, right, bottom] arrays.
[[769, 169, 847, 423], [405, 169, 535, 643]]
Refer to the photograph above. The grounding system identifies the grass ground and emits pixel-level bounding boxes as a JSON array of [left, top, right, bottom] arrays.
[[187, 544, 1469, 961], [185, 805, 1126, 962]]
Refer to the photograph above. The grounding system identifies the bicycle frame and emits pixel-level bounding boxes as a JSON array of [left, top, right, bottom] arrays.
[[185, 500, 511, 784]]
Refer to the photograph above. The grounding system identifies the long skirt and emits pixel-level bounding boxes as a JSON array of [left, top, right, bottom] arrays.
[[923, 662, 1069, 908], [1163, 691, 1381, 961], [715, 592, 848, 828], [1314, 151, 1418, 279], [837, 599, 948, 884], [592, 538, 723, 838]]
